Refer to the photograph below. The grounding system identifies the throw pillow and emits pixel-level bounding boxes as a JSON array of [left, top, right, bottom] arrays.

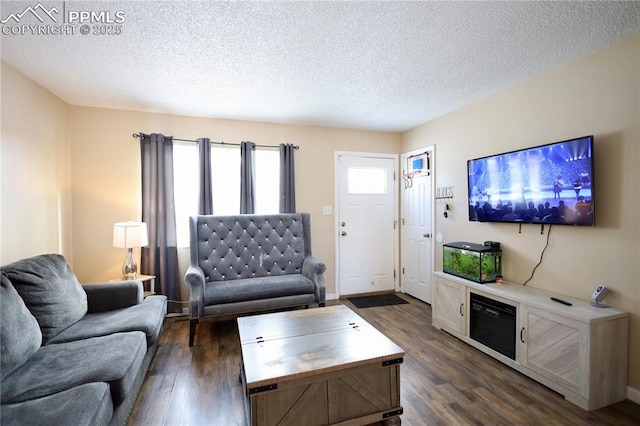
[[2, 254, 88, 344], [1, 274, 42, 380]]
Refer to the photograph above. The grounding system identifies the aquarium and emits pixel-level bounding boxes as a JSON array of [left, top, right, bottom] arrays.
[[443, 241, 502, 283]]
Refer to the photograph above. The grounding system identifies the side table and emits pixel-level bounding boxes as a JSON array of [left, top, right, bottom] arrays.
[[109, 274, 156, 298]]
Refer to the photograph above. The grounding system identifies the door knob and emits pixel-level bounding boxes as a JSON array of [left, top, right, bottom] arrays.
[[423, 233, 431, 238], [341, 231, 347, 236]]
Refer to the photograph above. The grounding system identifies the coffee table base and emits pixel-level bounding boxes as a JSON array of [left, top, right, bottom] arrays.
[[241, 360, 402, 426], [238, 306, 404, 426]]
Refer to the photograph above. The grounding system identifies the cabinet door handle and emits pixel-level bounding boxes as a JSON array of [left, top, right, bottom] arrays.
[[460, 303, 464, 316], [520, 327, 525, 343]]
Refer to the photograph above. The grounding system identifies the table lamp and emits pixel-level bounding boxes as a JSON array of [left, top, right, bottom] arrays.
[[113, 221, 148, 279]]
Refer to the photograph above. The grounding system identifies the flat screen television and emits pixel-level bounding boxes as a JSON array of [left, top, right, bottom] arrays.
[[467, 135, 595, 226]]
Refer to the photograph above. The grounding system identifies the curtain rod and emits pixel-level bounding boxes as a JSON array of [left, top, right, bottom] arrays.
[[132, 133, 298, 150]]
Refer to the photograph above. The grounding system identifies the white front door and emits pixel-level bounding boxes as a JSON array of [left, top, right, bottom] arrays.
[[336, 153, 398, 296], [400, 147, 434, 303]]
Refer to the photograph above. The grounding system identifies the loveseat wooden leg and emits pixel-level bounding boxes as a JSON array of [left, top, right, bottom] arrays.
[[189, 319, 198, 346]]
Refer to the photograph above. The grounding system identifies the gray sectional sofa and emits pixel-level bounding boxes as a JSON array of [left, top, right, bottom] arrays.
[[1, 254, 167, 426], [185, 213, 326, 345]]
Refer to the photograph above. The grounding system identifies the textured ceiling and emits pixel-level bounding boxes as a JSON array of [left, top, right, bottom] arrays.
[[1, 1, 639, 132]]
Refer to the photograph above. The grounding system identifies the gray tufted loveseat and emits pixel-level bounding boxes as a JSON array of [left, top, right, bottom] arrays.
[[184, 213, 326, 345]]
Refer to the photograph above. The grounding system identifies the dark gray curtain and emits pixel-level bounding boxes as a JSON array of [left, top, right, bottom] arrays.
[[197, 137, 213, 215], [279, 143, 296, 213], [139, 133, 182, 314], [240, 141, 256, 214]]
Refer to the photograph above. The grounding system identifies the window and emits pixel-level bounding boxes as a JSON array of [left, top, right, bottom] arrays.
[[173, 142, 198, 247], [172, 143, 280, 247], [255, 149, 280, 214], [211, 146, 240, 215]]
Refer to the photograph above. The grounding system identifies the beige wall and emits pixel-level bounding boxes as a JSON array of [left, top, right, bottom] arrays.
[[0, 62, 72, 265], [67, 107, 401, 298], [402, 35, 640, 390]]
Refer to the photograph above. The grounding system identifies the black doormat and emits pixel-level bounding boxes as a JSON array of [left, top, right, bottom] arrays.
[[347, 293, 409, 309]]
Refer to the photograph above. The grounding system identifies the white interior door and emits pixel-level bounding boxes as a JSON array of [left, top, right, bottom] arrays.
[[336, 153, 397, 296], [400, 147, 434, 303]]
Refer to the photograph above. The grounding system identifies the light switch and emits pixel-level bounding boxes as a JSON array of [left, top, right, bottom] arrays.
[[322, 206, 332, 216]]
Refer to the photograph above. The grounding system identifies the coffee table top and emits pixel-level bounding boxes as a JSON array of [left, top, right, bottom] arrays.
[[238, 305, 405, 389]]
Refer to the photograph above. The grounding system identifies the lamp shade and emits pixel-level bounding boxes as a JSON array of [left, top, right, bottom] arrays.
[[113, 221, 148, 248]]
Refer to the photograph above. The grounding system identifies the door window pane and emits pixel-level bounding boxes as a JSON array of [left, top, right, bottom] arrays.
[[348, 167, 387, 194]]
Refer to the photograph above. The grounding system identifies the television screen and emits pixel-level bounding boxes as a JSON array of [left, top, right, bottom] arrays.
[[467, 135, 594, 226]]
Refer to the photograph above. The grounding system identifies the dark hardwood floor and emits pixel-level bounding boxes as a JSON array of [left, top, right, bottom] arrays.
[[128, 294, 640, 425]]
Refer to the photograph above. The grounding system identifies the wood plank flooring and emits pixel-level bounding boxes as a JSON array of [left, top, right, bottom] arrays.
[[127, 294, 640, 426]]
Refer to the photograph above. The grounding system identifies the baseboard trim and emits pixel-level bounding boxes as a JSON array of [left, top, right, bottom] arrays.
[[628, 385, 640, 405]]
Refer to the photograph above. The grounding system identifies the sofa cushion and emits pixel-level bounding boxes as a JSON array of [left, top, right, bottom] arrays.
[[0, 383, 113, 426], [2, 254, 87, 344], [204, 274, 315, 305], [0, 274, 42, 380], [49, 295, 167, 348], [0, 331, 146, 406]]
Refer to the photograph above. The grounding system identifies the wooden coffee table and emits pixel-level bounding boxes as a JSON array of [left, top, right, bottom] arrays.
[[238, 305, 404, 426]]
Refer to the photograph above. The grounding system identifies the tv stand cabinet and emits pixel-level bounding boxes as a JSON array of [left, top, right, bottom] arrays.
[[432, 271, 629, 411]]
